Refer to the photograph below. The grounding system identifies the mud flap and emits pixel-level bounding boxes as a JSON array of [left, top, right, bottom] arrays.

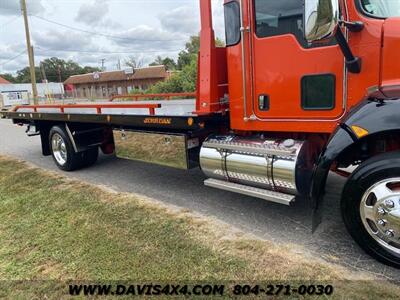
[[310, 127, 355, 232]]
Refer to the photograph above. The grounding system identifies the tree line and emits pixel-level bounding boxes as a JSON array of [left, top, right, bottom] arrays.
[[0, 57, 101, 84]]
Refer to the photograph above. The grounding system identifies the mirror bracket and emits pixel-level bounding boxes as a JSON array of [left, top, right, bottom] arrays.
[[339, 20, 364, 32], [345, 56, 362, 74], [335, 27, 362, 74]]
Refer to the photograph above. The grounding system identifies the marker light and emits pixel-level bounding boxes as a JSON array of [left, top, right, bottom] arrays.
[[351, 125, 369, 138]]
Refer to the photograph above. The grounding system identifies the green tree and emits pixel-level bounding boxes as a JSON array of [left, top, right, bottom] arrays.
[[15, 67, 42, 84], [177, 36, 200, 70], [148, 35, 224, 94], [149, 56, 177, 71], [148, 58, 197, 94], [176, 35, 225, 70], [40, 57, 100, 82], [11, 57, 101, 83], [81, 66, 100, 74]]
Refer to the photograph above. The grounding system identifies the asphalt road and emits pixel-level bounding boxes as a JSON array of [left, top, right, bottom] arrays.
[[0, 119, 399, 280]]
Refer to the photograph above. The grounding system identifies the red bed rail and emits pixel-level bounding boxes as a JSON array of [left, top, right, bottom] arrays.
[[110, 92, 196, 102], [13, 103, 161, 116]]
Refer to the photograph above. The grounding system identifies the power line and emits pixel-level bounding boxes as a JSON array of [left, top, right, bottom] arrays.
[[0, 46, 181, 69], [0, 15, 21, 27], [35, 46, 182, 54], [31, 15, 188, 43], [0, 50, 27, 68], [0, 7, 20, 13]]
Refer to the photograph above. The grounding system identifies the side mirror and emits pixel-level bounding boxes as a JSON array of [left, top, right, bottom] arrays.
[[304, 0, 339, 43]]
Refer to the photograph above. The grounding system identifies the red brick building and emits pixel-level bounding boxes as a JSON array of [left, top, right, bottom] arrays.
[[0, 76, 11, 84], [64, 65, 168, 99]]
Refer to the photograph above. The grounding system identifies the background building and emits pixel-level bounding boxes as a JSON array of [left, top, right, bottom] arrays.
[[0, 76, 11, 84], [64, 65, 168, 99], [0, 82, 65, 107]]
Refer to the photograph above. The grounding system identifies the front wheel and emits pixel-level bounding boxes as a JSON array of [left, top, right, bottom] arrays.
[[341, 152, 400, 268]]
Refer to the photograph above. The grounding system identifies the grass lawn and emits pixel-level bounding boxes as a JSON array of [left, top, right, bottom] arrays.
[[0, 155, 399, 299]]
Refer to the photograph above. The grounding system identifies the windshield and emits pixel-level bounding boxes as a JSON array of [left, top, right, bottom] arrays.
[[360, 0, 400, 18]]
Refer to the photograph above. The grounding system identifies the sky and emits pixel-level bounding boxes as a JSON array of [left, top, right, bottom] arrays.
[[0, 0, 225, 75]]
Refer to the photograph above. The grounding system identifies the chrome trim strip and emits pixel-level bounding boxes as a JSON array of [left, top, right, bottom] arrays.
[[239, 0, 248, 121], [202, 141, 296, 157]]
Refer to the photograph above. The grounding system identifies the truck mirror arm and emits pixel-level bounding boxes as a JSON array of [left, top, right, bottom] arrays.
[[335, 27, 362, 74], [339, 20, 364, 32]]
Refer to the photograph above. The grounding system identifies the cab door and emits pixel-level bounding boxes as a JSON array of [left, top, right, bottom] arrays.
[[251, 0, 345, 120]]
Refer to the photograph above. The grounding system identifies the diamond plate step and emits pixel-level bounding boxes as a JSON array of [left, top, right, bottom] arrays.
[[204, 178, 295, 206]]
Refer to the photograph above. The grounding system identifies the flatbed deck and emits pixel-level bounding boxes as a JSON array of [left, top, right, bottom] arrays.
[[14, 99, 198, 116], [0, 99, 227, 132]]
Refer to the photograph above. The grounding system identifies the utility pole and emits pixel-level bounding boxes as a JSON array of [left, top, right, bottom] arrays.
[[101, 58, 106, 71], [57, 65, 62, 83], [40, 62, 47, 82], [21, 0, 38, 104]]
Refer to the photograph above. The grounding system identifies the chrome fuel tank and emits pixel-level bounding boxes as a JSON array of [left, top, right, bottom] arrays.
[[200, 135, 308, 195]]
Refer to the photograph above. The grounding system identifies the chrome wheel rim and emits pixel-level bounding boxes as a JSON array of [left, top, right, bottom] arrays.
[[360, 178, 400, 258], [51, 133, 67, 166]]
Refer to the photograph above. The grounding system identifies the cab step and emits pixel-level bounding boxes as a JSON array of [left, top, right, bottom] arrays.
[[204, 178, 295, 206]]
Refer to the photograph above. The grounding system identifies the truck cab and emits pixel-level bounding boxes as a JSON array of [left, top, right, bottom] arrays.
[[223, 0, 400, 133]]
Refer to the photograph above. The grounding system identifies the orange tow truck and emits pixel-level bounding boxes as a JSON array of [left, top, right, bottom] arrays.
[[2, 0, 400, 268]]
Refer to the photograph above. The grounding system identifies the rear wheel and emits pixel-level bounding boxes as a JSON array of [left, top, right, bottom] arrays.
[[341, 153, 400, 268], [49, 126, 83, 171]]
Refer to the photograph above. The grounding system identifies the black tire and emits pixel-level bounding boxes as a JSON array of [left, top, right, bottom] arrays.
[[341, 152, 400, 268], [49, 125, 83, 171], [81, 147, 99, 168]]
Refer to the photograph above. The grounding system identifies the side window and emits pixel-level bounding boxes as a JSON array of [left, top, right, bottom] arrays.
[[360, 0, 400, 18], [301, 74, 336, 110], [224, 1, 241, 46], [254, 0, 336, 48]]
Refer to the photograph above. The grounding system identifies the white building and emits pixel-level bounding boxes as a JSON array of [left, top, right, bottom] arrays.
[[0, 83, 65, 107]]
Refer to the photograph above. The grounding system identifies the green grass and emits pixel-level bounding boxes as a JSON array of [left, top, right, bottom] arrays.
[[0, 156, 399, 299]]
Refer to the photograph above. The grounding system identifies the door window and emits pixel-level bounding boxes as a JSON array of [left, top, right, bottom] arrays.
[[254, 0, 335, 48], [254, 0, 307, 46], [301, 74, 336, 110], [360, 0, 400, 18]]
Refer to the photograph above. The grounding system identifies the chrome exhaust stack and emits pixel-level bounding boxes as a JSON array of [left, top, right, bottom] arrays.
[[200, 135, 312, 204]]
